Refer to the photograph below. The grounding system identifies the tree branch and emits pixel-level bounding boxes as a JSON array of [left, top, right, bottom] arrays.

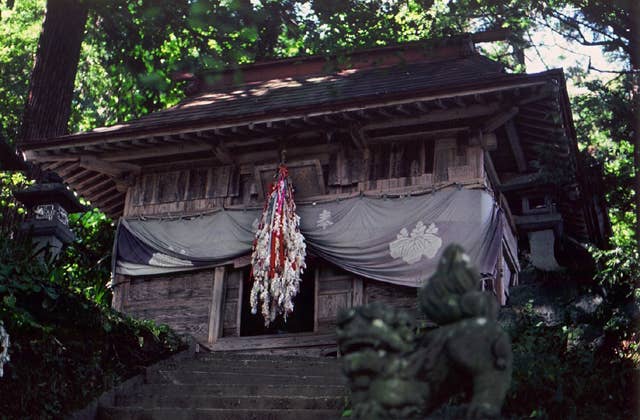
[[544, 9, 630, 56], [587, 59, 634, 75]]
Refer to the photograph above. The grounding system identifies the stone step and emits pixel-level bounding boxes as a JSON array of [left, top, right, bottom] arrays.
[[128, 383, 347, 398], [98, 406, 342, 420], [115, 394, 344, 410], [145, 369, 347, 386], [176, 356, 341, 368], [154, 362, 343, 377], [193, 353, 339, 363]]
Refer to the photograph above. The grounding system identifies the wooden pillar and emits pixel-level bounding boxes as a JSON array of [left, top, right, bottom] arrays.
[[235, 277, 243, 337], [495, 250, 505, 306], [111, 274, 129, 313], [208, 266, 226, 345], [313, 267, 320, 333]]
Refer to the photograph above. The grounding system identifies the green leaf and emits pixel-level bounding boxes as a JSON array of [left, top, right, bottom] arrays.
[[3, 294, 16, 307]]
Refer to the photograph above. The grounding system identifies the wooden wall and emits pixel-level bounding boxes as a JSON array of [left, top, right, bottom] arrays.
[[115, 135, 492, 346], [123, 138, 484, 217], [117, 270, 214, 342], [364, 280, 421, 318]]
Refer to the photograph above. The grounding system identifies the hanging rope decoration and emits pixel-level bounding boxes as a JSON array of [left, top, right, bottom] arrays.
[[250, 164, 307, 326]]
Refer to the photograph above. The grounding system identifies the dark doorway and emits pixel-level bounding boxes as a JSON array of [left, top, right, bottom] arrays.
[[240, 265, 315, 336]]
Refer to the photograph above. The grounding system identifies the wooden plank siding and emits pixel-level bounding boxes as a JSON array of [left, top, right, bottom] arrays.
[[123, 139, 485, 217], [121, 270, 215, 342], [314, 266, 363, 333], [364, 280, 421, 319], [222, 269, 243, 337]]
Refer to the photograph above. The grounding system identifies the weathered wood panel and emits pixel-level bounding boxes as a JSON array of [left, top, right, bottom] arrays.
[[124, 165, 236, 216], [222, 269, 243, 337], [255, 160, 325, 199], [142, 174, 156, 204], [315, 265, 357, 333], [364, 280, 420, 318], [328, 143, 362, 186], [156, 171, 180, 203], [206, 166, 232, 198], [122, 270, 214, 342], [123, 137, 485, 217], [187, 168, 208, 200]]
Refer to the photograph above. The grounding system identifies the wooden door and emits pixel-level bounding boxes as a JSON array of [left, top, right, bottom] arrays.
[[314, 265, 363, 332]]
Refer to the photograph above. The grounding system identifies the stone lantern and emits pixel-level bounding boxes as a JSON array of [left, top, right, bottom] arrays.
[[13, 182, 86, 261]]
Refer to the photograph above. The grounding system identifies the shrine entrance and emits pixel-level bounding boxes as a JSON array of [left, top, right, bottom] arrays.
[[240, 264, 316, 337]]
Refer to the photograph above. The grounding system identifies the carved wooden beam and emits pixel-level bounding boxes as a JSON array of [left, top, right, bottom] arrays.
[[362, 103, 500, 132], [484, 151, 501, 187], [349, 125, 369, 151], [483, 107, 519, 133], [504, 120, 527, 172], [114, 173, 137, 193], [214, 144, 234, 165], [369, 127, 469, 144], [517, 85, 557, 106], [481, 132, 498, 151], [55, 162, 81, 177], [79, 155, 141, 177]]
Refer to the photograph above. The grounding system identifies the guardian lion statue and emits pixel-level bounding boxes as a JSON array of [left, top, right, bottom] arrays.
[[337, 245, 512, 419]]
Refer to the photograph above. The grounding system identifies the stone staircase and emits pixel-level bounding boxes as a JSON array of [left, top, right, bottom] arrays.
[[97, 352, 347, 420]]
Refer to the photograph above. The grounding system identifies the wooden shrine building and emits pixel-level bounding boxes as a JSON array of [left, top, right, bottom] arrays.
[[21, 35, 608, 354]]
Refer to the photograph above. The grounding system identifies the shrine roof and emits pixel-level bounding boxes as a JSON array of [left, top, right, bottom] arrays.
[[20, 35, 556, 148]]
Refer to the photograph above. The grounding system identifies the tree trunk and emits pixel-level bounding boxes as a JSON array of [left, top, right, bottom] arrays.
[[20, 0, 88, 143], [632, 0, 640, 246]]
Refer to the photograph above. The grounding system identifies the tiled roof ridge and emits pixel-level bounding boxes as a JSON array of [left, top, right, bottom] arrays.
[[179, 31, 512, 95], [170, 52, 505, 112]]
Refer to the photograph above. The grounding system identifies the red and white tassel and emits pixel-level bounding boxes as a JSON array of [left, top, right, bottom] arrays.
[[250, 165, 306, 326]]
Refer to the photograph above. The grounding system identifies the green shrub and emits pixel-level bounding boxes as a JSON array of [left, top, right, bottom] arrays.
[[0, 234, 186, 419], [504, 297, 638, 419]]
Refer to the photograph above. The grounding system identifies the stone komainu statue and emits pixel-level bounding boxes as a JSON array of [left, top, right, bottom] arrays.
[[337, 245, 512, 419]]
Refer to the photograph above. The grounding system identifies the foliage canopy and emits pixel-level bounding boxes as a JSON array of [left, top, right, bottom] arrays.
[[0, 0, 637, 417]]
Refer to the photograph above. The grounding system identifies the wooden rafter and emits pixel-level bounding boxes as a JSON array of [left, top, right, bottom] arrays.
[[505, 120, 527, 172], [41, 160, 69, 171], [55, 162, 81, 177], [88, 185, 119, 202], [73, 172, 106, 190], [83, 177, 114, 195], [64, 168, 93, 184], [369, 127, 469, 144], [362, 103, 500, 131]]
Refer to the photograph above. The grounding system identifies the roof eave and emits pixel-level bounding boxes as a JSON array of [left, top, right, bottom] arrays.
[[22, 69, 567, 153]]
